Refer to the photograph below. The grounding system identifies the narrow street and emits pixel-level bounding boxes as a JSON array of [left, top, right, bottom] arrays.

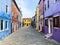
[[0, 26, 60, 45]]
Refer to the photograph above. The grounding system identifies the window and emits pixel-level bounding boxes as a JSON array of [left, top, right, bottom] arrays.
[[29, 23, 30, 25], [48, 0, 49, 8], [53, 16, 60, 27], [5, 21, 8, 29], [43, 6, 44, 15], [6, 5, 8, 13], [17, 16, 18, 19], [0, 20, 3, 30], [27, 24, 28, 26], [25, 23, 26, 25], [38, 0, 40, 4], [45, 19, 48, 26], [40, 0, 41, 1], [45, 4, 46, 11], [12, 23, 14, 28], [34, 19, 35, 21], [54, 0, 57, 3]]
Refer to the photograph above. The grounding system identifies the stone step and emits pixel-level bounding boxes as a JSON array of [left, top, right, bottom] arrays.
[[45, 34, 52, 39]]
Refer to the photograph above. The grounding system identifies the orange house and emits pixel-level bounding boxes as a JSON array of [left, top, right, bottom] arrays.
[[12, 0, 20, 32]]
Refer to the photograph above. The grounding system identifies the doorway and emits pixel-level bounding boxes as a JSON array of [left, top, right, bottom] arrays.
[[48, 18, 53, 34], [14, 25, 16, 32]]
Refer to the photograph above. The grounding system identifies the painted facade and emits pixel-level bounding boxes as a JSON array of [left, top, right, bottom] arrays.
[[12, 0, 20, 33], [18, 10, 22, 28], [0, 0, 11, 39], [44, 0, 60, 43], [31, 16, 34, 27], [23, 18, 31, 27], [36, 5, 40, 31], [39, 0, 44, 32], [31, 15, 36, 28]]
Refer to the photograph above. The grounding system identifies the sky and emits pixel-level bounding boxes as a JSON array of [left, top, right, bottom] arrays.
[[15, 0, 39, 18]]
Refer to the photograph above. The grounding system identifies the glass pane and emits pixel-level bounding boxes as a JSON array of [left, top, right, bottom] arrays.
[[1, 20, 3, 30]]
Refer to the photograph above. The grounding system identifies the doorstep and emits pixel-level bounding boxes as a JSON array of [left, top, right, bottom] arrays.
[[44, 34, 60, 44], [44, 33, 52, 39]]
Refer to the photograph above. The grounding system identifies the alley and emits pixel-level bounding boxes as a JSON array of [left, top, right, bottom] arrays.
[[0, 26, 60, 45]]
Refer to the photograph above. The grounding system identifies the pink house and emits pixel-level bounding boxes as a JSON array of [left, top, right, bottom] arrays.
[[39, 0, 44, 32]]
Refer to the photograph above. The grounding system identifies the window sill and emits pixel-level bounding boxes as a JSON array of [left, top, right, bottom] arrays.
[[0, 30, 4, 32], [54, 27, 60, 29], [5, 28, 9, 30]]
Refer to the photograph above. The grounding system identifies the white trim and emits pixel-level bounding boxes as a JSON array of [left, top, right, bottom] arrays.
[[48, 19, 50, 33], [54, 0, 57, 3], [40, 21, 43, 31], [45, 18, 48, 19], [48, 18, 53, 34], [0, 30, 4, 32], [5, 20, 9, 30], [0, 20, 4, 32], [53, 14, 60, 17], [3, 20, 4, 31]]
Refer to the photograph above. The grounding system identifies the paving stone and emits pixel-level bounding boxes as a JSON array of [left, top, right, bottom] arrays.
[[0, 26, 60, 45]]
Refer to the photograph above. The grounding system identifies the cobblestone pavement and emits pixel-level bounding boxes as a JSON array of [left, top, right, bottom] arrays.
[[0, 26, 60, 45]]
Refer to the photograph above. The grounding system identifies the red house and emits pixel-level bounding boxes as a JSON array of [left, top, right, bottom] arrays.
[[12, 0, 20, 32]]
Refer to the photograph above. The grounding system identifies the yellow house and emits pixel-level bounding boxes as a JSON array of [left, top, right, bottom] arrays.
[[36, 5, 40, 30], [23, 18, 31, 27]]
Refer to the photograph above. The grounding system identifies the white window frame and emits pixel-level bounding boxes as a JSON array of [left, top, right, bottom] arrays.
[[54, 0, 57, 3], [0, 20, 4, 32], [6, 5, 8, 14], [5, 20, 8, 30], [47, 0, 49, 8], [44, 4, 46, 11]]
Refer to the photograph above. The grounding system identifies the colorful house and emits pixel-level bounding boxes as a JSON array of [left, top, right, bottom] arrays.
[[31, 15, 36, 28], [18, 9, 22, 28], [44, 0, 60, 42], [0, 0, 11, 39], [33, 15, 36, 28], [23, 18, 32, 27], [31, 16, 34, 27], [12, 0, 20, 32], [36, 4, 40, 31], [39, 0, 44, 32]]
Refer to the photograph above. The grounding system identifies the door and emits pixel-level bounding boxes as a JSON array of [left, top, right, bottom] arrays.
[[40, 22, 42, 31], [40, 20, 43, 31], [48, 18, 53, 34], [50, 19, 53, 33]]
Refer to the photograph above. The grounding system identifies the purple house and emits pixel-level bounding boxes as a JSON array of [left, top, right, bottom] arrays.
[[44, 0, 60, 43]]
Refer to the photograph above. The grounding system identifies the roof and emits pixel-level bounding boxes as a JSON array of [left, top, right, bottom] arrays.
[[22, 18, 32, 21], [12, 0, 20, 12]]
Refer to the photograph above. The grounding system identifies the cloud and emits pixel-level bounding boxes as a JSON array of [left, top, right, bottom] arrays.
[[21, 7, 33, 18], [15, 0, 39, 18]]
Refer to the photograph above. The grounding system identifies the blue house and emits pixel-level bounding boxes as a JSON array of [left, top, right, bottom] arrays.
[[44, 0, 60, 42], [0, 0, 11, 39], [33, 15, 36, 28], [32, 15, 36, 28]]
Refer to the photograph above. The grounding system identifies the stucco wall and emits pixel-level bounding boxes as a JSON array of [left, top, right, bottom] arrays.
[[0, 0, 11, 39], [44, 0, 60, 43], [44, 0, 60, 17], [44, 26, 48, 34], [52, 27, 60, 43]]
